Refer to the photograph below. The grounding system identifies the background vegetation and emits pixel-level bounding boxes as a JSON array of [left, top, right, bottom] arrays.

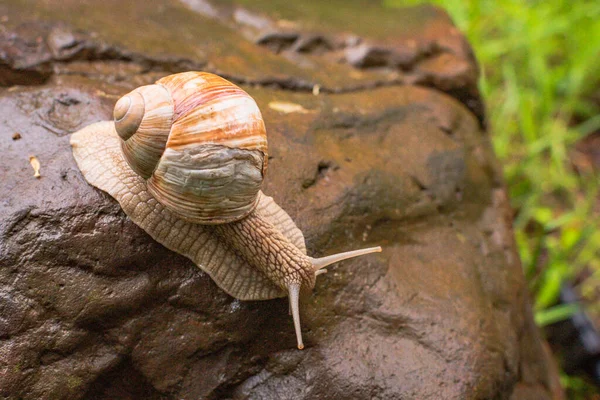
[[384, 0, 600, 395]]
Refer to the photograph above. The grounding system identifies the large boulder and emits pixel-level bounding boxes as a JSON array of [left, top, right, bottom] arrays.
[[0, 1, 562, 399]]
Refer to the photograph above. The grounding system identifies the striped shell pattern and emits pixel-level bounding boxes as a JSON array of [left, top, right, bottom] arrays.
[[113, 72, 268, 224]]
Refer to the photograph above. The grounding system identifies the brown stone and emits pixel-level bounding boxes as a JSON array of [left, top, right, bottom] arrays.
[[0, 1, 561, 399]]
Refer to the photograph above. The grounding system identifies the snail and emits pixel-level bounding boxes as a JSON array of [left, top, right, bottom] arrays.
[[70, 71, 381, 349]]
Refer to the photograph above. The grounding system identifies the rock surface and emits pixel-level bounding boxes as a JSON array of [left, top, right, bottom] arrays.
[[0, 1, 561, 399]]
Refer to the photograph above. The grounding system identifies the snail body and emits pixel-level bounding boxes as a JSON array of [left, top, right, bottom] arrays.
[[71, 72, 381, 349]]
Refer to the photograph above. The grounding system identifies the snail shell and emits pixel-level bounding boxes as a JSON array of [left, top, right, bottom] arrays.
[[114, 72, 268, 224]]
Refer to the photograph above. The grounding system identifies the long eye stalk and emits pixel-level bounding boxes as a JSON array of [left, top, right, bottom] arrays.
[[288, 246, 382, 350], [310, 246, 382, 271], [288, 283, 304, 350]]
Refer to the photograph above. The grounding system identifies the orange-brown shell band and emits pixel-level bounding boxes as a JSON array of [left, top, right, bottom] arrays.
[[172, 85, 250, 121], [166, 124, 267, 151]]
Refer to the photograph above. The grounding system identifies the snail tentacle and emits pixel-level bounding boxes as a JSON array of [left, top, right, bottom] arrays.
[[288, 283, 304, 350], [310, 246, 383, 272]]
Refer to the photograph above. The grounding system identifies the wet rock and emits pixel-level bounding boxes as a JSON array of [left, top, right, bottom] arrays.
[[179, 0, 221, 19], [0, 21, 54, 86], [233, 8, 274, 31], [47, 26, 79, 57], [0, 1, 561, 399], [345, 44, 398, 68], [255, 31, 300, 53], [290, 35, 332, 54]]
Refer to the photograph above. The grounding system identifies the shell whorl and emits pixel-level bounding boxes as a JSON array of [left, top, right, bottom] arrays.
[[118, 84, 174, 179], [114, 91, 144, 141], [114, 72, 268, 224]]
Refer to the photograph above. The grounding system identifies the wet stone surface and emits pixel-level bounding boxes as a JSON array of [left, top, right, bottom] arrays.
[[0, 1, 561, 399]]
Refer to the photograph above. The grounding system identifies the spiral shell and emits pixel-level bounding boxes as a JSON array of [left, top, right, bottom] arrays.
[[114, 72, 268, 224]]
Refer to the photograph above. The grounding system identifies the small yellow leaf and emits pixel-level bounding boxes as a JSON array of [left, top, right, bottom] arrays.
[[29, 156, 41, 179], [268, 101, 310, 114]]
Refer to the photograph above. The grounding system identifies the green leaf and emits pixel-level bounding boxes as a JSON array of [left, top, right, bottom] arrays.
[[535, 303, 579, 327], [535, 267, 566, 310]]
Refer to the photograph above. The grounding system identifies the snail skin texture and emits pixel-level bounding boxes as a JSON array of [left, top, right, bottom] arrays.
[[70, 71, 381, 349]]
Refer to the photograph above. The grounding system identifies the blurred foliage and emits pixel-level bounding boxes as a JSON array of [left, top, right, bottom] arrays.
[[384, 0, 600, 394]]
